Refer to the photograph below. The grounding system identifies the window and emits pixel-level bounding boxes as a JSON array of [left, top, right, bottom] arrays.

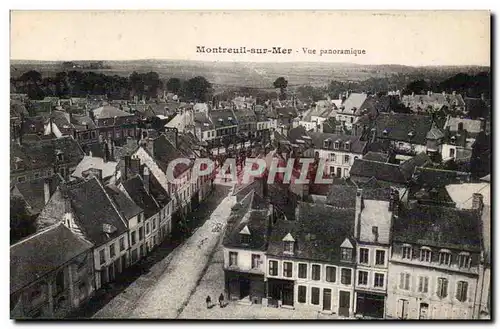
[[449, 148, 455, 158], [139, 227, 144, 241], [138, 213, 142, 223], [241, 235, 251, 244], [55, 270, 65, 294], [358, 271, 368, 285], [402, 245, 412, 260], [439, 251, 452, 266], [458, 253, 471, 268], [99, 249, 105, 265], [344, 155, 350, 164], [420, 248, 432, 262], [359, 248, 369, 264], [119, 237, 125, 251], [456, 281, 468, 302], [418, 276, 429, 293], [341, 247, 353, 261], [298, 286, 307, 303], [284, 241, 294, 253], [312, 264, 321, 281], [374, 273, 384, 288], [311, 287, 320, 305], [437, 277, 448, 298], [17, 176, 26, 183], [376, 250, 386, 265], [109, 243, 116, 258], [329, 153, 336, 162], [399, 272, 410, 290], [251, 254, 261, 269], [269, 260, 278, 276], [146, 223, 150, 234], [283, 262, 293, 277], [298, 263, 308, 279], [326, 266, 336, 283], [131, 232, 136, 245], [341, 268, 352, 285], [229, 251, 238, 267], [334, 142, 339, 149]]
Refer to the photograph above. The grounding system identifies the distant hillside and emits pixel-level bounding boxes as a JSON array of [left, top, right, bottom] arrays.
[[10, 59, 489, 90]]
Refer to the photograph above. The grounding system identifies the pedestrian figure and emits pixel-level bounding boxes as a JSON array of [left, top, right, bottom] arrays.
[[206, 295, 212, 309], [219, 293, 224, 307]]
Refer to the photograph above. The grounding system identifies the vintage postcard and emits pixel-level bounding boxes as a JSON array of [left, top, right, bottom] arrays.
[[9, 10, 491, 320]]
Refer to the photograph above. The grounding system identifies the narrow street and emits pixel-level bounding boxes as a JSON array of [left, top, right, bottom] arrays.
[[128, 185, 237, 318], [68, 184, 231, 319]]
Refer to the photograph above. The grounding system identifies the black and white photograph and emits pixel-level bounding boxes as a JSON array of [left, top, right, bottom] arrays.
[[8, 10, 491, 320]]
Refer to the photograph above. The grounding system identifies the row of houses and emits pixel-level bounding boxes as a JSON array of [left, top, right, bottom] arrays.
[[10, 128, 216, 318], [222, 161, 491, 319]]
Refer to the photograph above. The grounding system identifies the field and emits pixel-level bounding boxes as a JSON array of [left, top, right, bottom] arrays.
[[10, 59, 489, 91]]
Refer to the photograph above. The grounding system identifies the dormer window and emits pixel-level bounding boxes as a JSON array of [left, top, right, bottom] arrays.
[[458, 252, 471, 269], [439, 250, 452, 266], [344, 141, 350, 151], [450, 135, 456, 144], [282, 233, 295, 254], [383, 129, 389, 136], [334, 141, 340, 149], [323, 138, 331, 149], [408, 131, 415, 138], [56, 150, 64, 162], [239, 225, 251, 245], [340, 238, 354, 261], [420, 247, 432, 262]]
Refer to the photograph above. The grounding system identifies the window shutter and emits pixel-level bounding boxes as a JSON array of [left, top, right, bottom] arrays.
[[437, 278, 442, 297], [418, 277, 423, 292], [405, 273, 410, 290], [399, 273, 404, 289]]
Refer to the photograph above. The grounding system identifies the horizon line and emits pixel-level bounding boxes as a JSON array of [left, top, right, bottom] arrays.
[[9, 58, 491, 68]]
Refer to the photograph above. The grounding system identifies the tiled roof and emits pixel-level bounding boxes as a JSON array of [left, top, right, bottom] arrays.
[[223, 189, 270, 251], [13, 174, 64, 215], [144, 134, 191, 176], [372, 113, 434, 145], [339, 93, 368, 115], [325, 185, 392, 208], [209, 110, 238, 128], [392, 203, 482, 251], [399, 152, 432, 178], [10, 223, 93, 294], [350, 159, 407, 184], [362, 151, 389, 163], [71, 156, 118, 180], [307, 132, 367, 154], [413, 167, 471, 187], [267, 202, 355, 263], [10, 137, 84, 174], [92, 105, 134, 120], [105, 184, 143, 220], [121, 175, 160, 219], [37, 177, 128, 246]]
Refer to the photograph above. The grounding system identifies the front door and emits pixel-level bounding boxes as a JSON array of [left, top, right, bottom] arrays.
[[109, 263, 115, 281], [339, 291, 350, 317], [282, 284, 294, 306], [121, 254, 127, 271], [240, 278, 250, 299], [100, 269, 107, 287], [323, 289, 332, 311], [419, 303, 429, 319], [336, 167, 342, 178]]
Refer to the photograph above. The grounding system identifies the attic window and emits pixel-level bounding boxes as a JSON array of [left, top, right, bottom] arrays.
[[344, 141, 350, 150], [334, 141, 340, 149], [239, 225, 251, 244], [102, 223, 117, 234], [408, 131, 415, 138], [340, 238, 353, 261], [383, 129, 389, 135]]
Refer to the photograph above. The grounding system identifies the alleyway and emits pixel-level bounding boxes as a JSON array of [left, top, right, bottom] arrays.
[[126, 186, 237, 318], [69, 184, 231, 319]]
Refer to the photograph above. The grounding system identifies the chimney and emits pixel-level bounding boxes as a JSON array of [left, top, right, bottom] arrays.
[[122, 155, 131, 181], [43, 179, 51, 205], [165, 127, 179, 148], [143, 166, 150, 194], [452, 90, 456, 95], [472, 193, 484, 214], [411, 92, 415, 97], [354, 189, 364, 239], [103, 141, 109, 163]]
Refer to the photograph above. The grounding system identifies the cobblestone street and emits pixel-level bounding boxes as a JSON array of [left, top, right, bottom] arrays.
[[69, 184, 231, 319]]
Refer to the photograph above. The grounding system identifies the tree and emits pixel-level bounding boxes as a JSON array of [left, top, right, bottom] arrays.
[[273, 77, 288, 100], [19, 70, 42, 84], [166, 78, 182, 94], [403, 79, 430, 95], [183, 76, 212, 102], [10, 196, 36, 245]]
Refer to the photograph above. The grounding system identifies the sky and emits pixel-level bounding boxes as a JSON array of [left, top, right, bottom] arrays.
[[10, 10, 491, 66]]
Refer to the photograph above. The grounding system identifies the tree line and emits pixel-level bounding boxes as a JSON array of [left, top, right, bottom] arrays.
[[10, 70, 213, 102]]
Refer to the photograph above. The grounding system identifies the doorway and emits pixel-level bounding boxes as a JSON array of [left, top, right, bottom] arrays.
[[240, 278, 250, 299], [339, 291, 350, 317], [323, 288, 332, 311], [336, 167, 342, 178], [419, 303, 429, 319]]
